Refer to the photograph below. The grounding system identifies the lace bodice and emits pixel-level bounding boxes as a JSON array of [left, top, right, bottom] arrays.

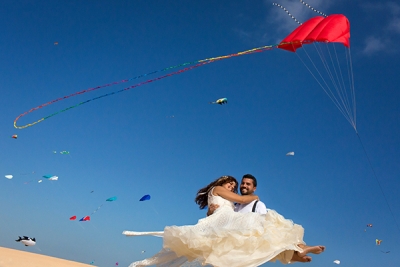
[[208, 187, 235, 210]]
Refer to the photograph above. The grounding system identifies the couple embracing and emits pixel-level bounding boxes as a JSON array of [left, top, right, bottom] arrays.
[[123, 174, 325, 267]]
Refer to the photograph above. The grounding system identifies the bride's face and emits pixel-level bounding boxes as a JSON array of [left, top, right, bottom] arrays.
[[222, 181, 237, 192]]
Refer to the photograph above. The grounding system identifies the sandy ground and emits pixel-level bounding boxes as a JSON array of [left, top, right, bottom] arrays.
[[0, 247, 97, 267]]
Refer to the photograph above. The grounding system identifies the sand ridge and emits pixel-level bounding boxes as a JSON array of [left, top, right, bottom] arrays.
[[0, 247, 97, 267]]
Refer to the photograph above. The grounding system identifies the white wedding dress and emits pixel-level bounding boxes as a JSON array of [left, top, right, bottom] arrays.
[[123, 188, 306, 267]]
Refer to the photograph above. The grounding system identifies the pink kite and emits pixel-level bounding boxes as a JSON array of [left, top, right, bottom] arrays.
[[278, 14, 350, 52]]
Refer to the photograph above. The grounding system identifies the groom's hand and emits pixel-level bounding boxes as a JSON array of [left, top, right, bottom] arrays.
[[207, 204, 220, 216]]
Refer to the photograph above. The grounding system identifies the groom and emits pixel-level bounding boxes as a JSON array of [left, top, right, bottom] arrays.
[[207, 173, 268, 216]]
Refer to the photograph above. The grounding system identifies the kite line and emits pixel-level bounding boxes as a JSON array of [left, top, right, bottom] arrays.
[[272, 3, 302, 25], [299, 0, 327, 17]]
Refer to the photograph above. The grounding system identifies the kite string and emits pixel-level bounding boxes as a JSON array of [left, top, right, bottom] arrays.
[[356, 133, 400, 234], [295, 48, 356, 131], [299, 0, 327, 17], [272, 3, 302, 25], [314, 43, 357, 131]]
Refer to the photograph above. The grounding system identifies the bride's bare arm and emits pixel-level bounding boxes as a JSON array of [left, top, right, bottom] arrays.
[[213, 186, 258, 204]]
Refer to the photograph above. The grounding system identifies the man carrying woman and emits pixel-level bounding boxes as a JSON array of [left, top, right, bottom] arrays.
[[123, 175, 325, 266]]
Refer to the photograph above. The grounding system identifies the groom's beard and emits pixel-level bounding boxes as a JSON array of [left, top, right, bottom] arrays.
[[240, 188, 254, 195]]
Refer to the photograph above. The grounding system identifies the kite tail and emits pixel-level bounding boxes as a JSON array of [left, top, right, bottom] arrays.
[[123, 231, 164, 237]]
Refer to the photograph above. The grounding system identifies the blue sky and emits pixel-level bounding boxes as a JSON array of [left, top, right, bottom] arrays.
[[1, 0, 400, 266]]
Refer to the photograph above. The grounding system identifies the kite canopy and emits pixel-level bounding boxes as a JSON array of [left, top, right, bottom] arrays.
[[80, 216, 90, 221], [140, 194, 151, 201], [106, 196, 117, 202], [278, 14, 350, 52], [43, 175, 58, 180]]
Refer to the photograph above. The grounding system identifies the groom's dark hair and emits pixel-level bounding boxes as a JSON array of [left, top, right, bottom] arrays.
[[242, 174, 257, 187]]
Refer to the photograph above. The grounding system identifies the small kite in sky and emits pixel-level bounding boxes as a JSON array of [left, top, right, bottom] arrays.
[[367, 224, 373, 227], [54, 42, 58, 45], [11, 135, 17, 139], [80, 216, 90, 221], [209, 98, 227, 105], [141, 250, 146, 254], [70, 216, 77, 220], [381, 251, 390, 254], [333, 260, 340, 264], [286, 152, 295, 156], [60, 151, 70, 154], [5, 175, 13, 179], [376, 239, 382, 245], [38, 180, 42, 183], [106, 196, 117, 202], [16, 236, 36, 246], [43, 175, 58, 180], [140, 195, 151, 201]]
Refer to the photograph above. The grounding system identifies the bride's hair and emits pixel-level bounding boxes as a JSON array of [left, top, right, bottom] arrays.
[[195, 175, 238, 209]]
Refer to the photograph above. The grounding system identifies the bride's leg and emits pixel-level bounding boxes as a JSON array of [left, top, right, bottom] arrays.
[[297, 244, 325, 257]]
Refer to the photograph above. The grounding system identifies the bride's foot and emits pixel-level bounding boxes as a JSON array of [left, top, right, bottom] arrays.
[[297, 245, 325, 257], [291, 252, 312, 263]]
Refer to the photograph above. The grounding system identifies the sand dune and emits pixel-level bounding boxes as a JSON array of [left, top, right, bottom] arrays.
[[0, 247, 97, 267]]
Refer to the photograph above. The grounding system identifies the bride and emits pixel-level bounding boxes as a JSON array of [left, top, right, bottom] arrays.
[[123, 175, 325, 267]]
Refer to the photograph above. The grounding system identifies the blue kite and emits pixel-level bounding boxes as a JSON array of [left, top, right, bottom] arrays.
[[140, 195, 151, 201]]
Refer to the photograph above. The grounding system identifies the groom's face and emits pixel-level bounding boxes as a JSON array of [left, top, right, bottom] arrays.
[[239, 178, 256, 195]]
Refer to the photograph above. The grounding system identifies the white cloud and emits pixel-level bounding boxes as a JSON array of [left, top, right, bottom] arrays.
[[362, 36, 387, 55], [388, 17, 400, 34], [361, 2, 400, 54], [387, 2, 400, 15]]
